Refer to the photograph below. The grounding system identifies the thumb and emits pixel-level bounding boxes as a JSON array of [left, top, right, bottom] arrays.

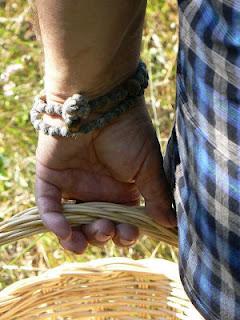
[[35, 176, 88, 253], [35, 176, 72, 240], [134, 141, 177, 227]]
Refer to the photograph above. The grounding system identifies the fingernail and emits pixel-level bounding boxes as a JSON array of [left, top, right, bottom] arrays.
[[95, 232, 112, 242], [59, 230, 72, 241], [60, 231, 88, 254], [120, 239, 136, 246]]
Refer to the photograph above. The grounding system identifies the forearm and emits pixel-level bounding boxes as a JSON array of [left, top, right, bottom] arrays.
[[34, 0, 147, 102]]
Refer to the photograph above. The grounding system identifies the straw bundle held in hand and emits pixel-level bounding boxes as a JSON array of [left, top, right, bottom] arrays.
[[0, 202, 178, 247]]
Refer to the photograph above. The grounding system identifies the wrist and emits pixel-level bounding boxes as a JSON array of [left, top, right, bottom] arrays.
[[44, 59, 140, 103], [35, 0, 146, 102], [31, 61, 148, 137]]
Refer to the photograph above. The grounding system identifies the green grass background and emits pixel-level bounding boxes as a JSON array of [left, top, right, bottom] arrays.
[[0, 0, 178, 289]]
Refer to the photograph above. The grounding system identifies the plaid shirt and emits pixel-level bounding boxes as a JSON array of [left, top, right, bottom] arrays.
[[163, 0, 240, 319]]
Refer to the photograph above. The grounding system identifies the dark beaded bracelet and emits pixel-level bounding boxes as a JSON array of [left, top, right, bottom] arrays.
[[30, 60, 149, 137]]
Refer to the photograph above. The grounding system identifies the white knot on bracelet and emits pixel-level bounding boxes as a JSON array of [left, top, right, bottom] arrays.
[[62, 94, 91, 131]]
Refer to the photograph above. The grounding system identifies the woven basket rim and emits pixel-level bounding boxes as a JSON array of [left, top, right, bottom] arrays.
[[0, 258, 180, 297], [0, 257, 205, 320]]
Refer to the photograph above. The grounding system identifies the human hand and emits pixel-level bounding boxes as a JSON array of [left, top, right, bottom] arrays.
[[35, 97, 176, 254]]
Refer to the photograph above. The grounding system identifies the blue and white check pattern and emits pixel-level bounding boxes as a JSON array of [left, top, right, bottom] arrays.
[[163, 0, 240, 319]]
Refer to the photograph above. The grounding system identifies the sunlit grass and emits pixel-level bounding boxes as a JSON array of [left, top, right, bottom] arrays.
[[0, 0, 178, 289]]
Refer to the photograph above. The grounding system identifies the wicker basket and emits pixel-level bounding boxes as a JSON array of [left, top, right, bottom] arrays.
[[0, 202, 203, 320]]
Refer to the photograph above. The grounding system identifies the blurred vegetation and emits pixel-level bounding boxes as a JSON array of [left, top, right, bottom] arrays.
[[0, 0, 178, 290]]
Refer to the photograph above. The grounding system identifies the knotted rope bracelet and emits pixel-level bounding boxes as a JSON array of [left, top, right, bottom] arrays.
[[30, 61, 149, 137]]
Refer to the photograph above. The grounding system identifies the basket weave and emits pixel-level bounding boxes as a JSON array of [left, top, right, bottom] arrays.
[[0, 203, 203, 320], [0, 258, 204, 320]]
